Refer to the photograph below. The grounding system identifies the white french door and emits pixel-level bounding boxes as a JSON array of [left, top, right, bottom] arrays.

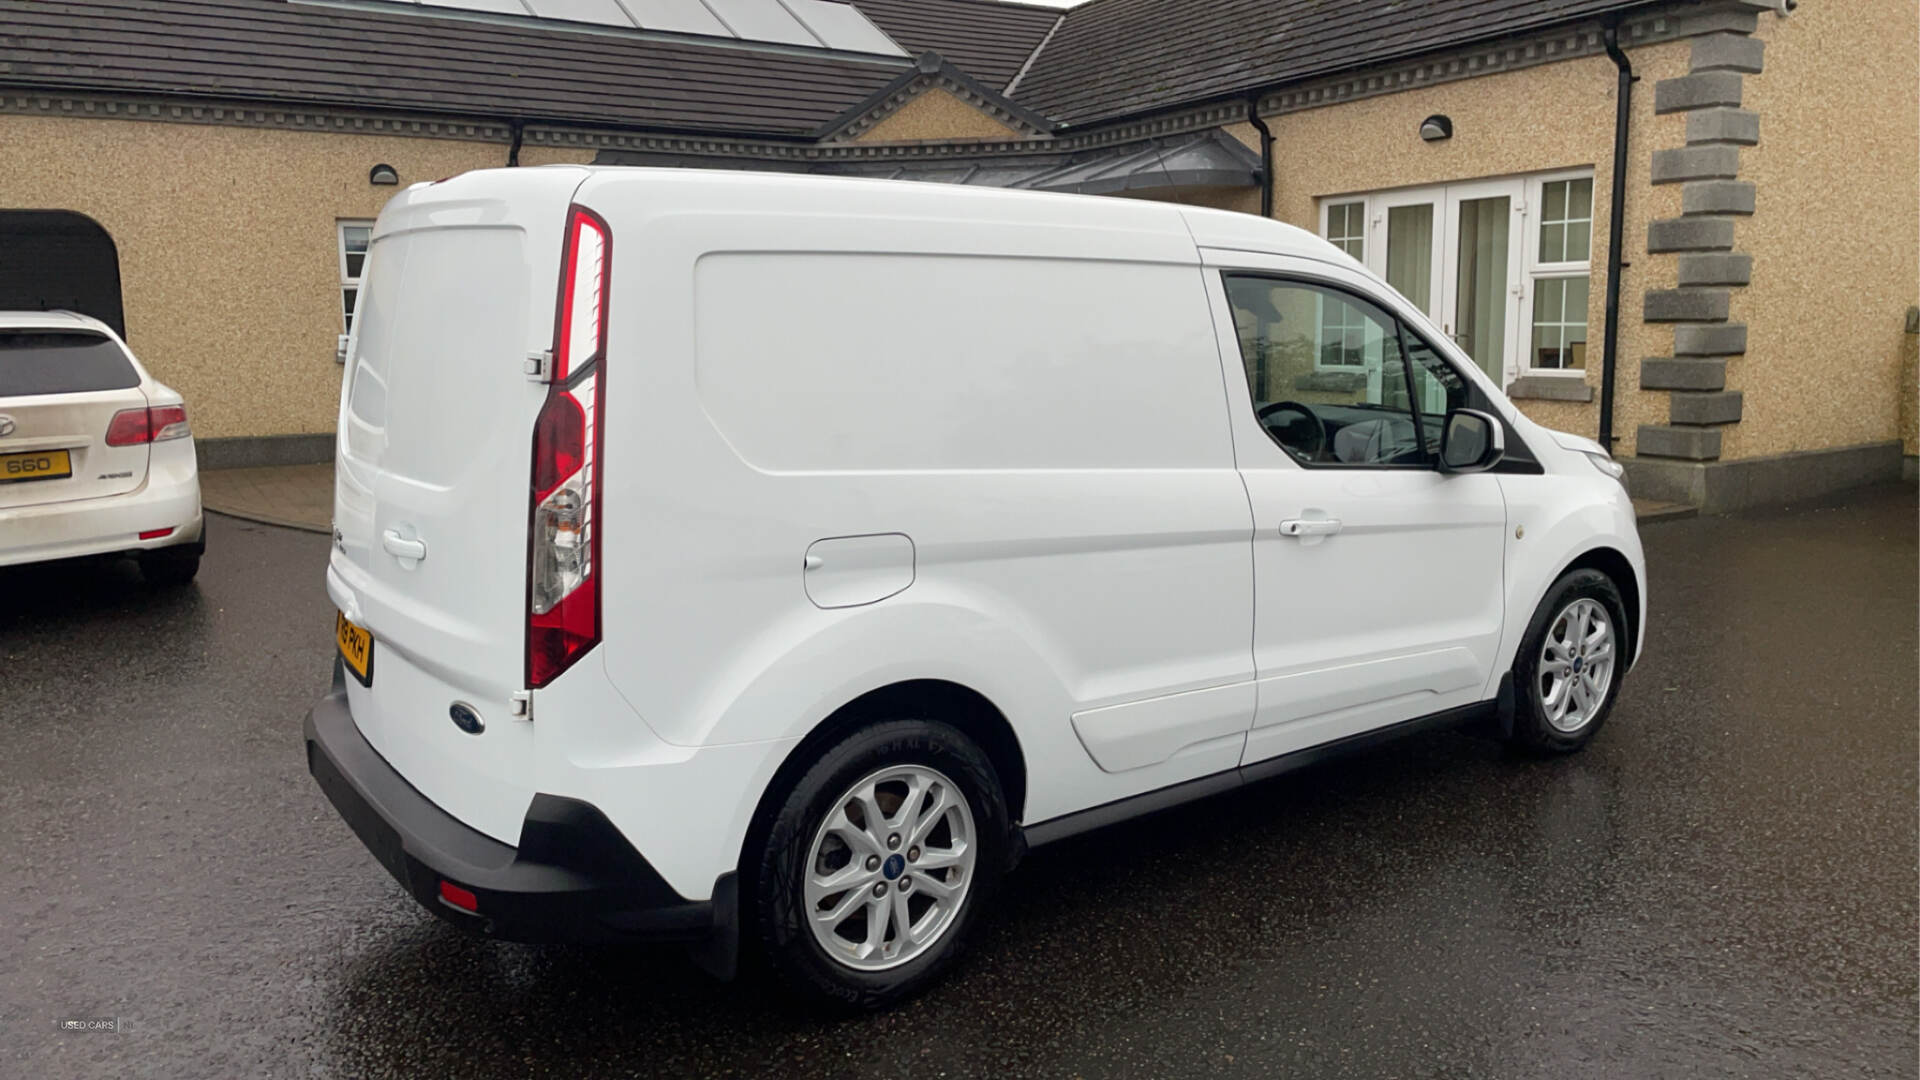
[[1332, 180, 1528, 389]]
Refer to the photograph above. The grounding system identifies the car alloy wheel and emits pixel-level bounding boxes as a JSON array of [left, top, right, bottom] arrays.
[[802, 763, 977, 972], [1536, 597, 1617, 733]]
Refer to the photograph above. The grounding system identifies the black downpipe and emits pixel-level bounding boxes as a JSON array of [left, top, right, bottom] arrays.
[[1600, 23, 1636, 451], [1246, 96, 1275, 218], [506, 120, 525, 168]]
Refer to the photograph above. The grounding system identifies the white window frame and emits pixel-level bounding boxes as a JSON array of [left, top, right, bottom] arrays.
[[1520, 170, 1596, 377], [337, 220, 374, 335], [1315, 201, 1370, 370], [1317, 167, 1598, 385]]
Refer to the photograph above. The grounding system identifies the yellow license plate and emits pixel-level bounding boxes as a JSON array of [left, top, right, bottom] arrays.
[[336, 611, 374, 686], [0, 448, 72, 483]]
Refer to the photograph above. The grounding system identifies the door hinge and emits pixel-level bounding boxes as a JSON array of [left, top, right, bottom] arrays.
[[524, 350, 554, 382], [509, 690, 532, 720]]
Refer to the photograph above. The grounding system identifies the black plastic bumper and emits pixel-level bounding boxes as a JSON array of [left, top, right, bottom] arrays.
[[303, 663, 735, 951]]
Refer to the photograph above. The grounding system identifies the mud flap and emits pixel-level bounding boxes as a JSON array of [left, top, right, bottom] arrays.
[[685, 873, 740, 981]]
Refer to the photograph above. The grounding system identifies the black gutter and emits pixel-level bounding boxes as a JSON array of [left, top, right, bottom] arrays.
[[1599, 21, 1636, 452], [1245, 96, 1274, 218], [506, 120, 524, 167]]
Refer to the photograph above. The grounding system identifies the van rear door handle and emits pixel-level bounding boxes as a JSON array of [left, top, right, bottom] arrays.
[[381, 530, 427, 561], [1279, 518, 1342, 537]]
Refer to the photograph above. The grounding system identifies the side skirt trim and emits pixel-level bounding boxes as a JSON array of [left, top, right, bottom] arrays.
[[1020, 697, 1497, 849]]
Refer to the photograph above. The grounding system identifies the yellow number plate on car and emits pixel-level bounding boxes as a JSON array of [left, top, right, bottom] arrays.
[[0, 449, 72, 483], [336, 611, 374, 686]]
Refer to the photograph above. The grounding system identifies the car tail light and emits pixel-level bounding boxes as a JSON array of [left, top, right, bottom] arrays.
[[105, 404, 191, 446], [526, 205, 609, 690]]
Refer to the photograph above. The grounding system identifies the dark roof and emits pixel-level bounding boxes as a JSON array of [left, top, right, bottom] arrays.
[[1012, 0, 1650, 126], [0, 0, 908, 136], [0, 0, 1664, 139], [854, 0, 1061, 90]]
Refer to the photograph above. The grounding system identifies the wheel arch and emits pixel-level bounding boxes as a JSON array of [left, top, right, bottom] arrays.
[[737, 678, 1028, 876], [1560, 545, 1642, 665]]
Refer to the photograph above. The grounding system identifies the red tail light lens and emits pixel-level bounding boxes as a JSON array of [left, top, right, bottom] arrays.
[[527, 205, 609, 690], [105, 404, 191, 446]]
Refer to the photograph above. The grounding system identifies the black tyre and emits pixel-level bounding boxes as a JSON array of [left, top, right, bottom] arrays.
[[139, 548, 201, 587], [1509, 568, 1628, 755], [751, 719, 1007, 1011]]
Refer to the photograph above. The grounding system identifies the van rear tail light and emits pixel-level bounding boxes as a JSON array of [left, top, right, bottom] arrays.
[[527, 205, 610, 690], [105, 404, 190, 446]]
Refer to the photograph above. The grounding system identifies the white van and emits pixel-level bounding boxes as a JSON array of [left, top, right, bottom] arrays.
[[305, 167, 1644, 1009]]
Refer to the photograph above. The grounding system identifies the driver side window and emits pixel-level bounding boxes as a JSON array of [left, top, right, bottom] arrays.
[[1225, 274, 1424, 467]]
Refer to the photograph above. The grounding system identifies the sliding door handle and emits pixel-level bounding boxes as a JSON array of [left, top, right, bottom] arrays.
[[1279, 518, 1343, 538]]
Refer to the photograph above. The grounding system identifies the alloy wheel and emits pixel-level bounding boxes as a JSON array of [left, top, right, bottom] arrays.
[[802, 764, 977, 972], [1536, 597, 1617, 733]]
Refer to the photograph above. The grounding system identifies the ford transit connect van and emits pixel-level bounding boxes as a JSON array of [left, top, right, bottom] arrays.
[[305, 167, 1645, 1009]]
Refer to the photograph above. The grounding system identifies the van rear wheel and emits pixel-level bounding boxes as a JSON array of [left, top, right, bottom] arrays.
[[751, 719, 1006, 1011]]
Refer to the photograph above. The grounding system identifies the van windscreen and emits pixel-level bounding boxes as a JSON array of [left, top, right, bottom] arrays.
[[0, 331, 140, 397]]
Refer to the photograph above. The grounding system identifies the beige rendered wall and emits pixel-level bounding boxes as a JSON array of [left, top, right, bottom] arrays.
[[1726, 0, 1920, 459], [0, 113, 593, 440], [853, 88, 1023, 143], [1260, 40, 1696, 455]]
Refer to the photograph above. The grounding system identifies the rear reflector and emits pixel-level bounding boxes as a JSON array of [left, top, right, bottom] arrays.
[[438, 880, 479, 912], [105, 404, 191, 446], [138, 527, 174, 540]]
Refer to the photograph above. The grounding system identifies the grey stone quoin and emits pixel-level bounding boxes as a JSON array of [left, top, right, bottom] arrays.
[[1636, 2, 1769, 465]]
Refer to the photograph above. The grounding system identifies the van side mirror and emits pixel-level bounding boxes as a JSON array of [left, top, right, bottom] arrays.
[[1440, 408, 1505, 473]]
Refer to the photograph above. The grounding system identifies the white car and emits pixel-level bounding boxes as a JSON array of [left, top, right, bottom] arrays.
[[305, 167, 1645, 1009], [0, 311, 203, 584]]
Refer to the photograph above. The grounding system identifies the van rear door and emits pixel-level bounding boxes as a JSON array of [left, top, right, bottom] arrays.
[[329, 167, 588, 844]]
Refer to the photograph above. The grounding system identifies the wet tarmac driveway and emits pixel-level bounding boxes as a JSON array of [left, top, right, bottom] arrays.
[[3, 485, 1914, 1078]]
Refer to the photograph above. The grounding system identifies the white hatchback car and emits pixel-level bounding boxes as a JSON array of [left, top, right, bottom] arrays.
[[0, 311, 203, 584], [305, 168, 1644, 1010]]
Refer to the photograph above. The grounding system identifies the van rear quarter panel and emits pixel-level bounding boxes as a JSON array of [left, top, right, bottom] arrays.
[[575, 171, 1258, 826]]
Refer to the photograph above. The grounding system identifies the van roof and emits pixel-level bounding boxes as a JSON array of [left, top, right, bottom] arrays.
[[562, 165, 1345, 263]]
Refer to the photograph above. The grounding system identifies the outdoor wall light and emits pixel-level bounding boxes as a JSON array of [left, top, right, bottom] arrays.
[[1419, 114, 1454, 142], [368, 163, 399, 186]]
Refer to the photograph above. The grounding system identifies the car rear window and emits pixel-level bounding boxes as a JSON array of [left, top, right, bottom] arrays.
[[0, 331, 140, 397]]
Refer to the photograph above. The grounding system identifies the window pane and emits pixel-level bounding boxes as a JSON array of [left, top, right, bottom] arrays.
[[1562, 275, 1590, 318], [0, 331, 140, 396], [343, 287, 357, 333], [1533, 277, 1564, 322], [1568, 178, 1593, 220], [342, 226, 370, 254], [1454, 196, 1510, 382], [1385, 203, 1435, 313], [1223, 274, 1425, 466], [345, 251, 366, 279], [1543, 180, 1568, 222], [1539, 222, 1565, 263], [1529, 274, 1589, 370], [1566, 225, 1590, 264]]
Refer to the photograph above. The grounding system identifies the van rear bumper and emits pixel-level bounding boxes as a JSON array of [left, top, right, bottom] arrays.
[[304, 664, 733, 948]]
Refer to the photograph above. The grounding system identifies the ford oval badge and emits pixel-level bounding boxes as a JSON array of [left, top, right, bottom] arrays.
[[449, 702, 484, 735]]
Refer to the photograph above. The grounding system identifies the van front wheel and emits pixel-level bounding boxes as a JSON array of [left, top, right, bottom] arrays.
[[752, 719, 1007, 1010], [1510, 568, 1628, 755]]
